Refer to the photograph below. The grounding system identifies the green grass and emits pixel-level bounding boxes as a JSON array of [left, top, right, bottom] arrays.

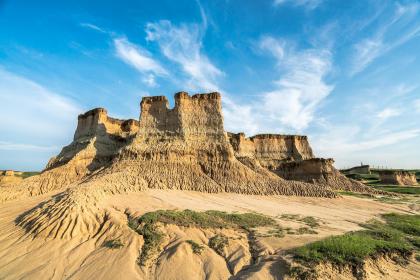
[[382, 213, 420, 236], [186, 240, 205, 255], [103, 239, 124, 249], [208, 234, 228, 256], [137, 209, 276, 230], [372, 186, 420, 195], [291, 213, 419, 267]]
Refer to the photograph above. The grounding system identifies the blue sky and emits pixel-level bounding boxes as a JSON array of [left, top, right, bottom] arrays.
[[0, 0, 420, 171]]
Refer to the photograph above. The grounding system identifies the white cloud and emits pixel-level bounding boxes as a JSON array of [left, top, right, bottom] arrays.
[[0, 68, 81, 163], [0, 141, 57, 151], [376, 107, 400, 120], [258, 36, 333, 131], [415, 99, 420, 113], [274, 0, 323, 10], [145, 20, 223, 91], [351, 2, 420, 75], [80, 23, 106, 33], [114, 37, 168, 87]]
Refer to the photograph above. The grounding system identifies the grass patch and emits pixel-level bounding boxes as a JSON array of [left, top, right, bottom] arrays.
[[209, 234, 228, 256], [382, 213, 420, 236], [301, 216, 320, 228], [103, 239, 124, 249], [186, 240, 205, 255], [372, 186, 420, 195], [291, 213, 419, 267], [279, 214, 321, 228], [137, 209, 276, 230], [267, 226, 285, 238], [294, 227, 318, 235], [128, 216, 165, 266]]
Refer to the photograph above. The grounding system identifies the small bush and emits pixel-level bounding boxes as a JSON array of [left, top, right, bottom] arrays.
[[209, 234, 228, 256], [103, 239, 124, 249], [294, 227, 318, 235], [186, 240, 205, 255], [301, 217, 320, 228]]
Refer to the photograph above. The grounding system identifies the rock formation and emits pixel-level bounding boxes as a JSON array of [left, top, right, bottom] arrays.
[[0, 170, 23, 186], [0, 108, 139, 199], [16, 92, 340, 240], [2, 91, 380, 203], [378, 170, 418, 186], [228, 133, 372, 192]]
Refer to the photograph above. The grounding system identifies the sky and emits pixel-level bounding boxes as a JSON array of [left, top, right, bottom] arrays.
[[0, 0, 420, 171]]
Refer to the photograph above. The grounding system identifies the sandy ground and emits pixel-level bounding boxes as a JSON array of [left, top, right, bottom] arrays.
[[0, 190, 418, 279]]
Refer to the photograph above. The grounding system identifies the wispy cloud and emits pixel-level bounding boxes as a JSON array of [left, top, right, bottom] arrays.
[[273, 0, 323, 10], [415, 99, 420, 113], [351, 2, 420, 75], [0, 68, 81, 153], [314, 126, 420, 155], [80, 22, 106, 33], [114, 37, 168, 87], [376, 107, 400, 120], [145, 20, 223, 91], [258, 36, 333, 131], [0, 141, 57, 151]]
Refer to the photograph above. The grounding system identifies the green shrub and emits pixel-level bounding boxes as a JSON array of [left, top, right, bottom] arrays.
[[186, 240, 205, 255], [103, 239, 124, 249], [209, 234, 228, 255]]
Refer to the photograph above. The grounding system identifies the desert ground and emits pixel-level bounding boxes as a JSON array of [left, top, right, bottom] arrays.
[[0, 188, 418, 280]]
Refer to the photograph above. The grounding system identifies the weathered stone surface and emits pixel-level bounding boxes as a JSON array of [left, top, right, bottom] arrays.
[[378, 170, 418, 186], [3, 91, 379, 205]]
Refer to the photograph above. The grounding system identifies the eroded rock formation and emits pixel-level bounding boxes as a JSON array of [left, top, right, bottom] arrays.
[[2, 91, 379, 204], [0, 170, 23, 186], [378, 170, 418, 186]]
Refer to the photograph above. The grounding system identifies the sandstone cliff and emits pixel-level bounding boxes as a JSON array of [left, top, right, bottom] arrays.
[[378, 170, 418, 186], [0, 109, 139, 200], [2, 91, 378, 204]]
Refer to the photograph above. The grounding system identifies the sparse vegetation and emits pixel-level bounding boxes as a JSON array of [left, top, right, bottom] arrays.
[[209, 234, 228, 255], [279, 214, 321, 229], [103, 239, 124, 249], [267, 226, 285, 238], [128, 209, 277, 266], [300, 216, 320, 228], [137, 209, 276, 230], [294, 227, 318, 235], [372, 186, 420, 195], [291, 213, 419, 267], [186, 240, 205, 255]]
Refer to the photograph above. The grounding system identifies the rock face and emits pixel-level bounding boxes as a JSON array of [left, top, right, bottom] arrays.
[[3, 91, 377, 204], [228, 133, 368, 192], [2, 108, 139, 198], [228, 133, 314, 169], [378, 170, 418, 186]]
